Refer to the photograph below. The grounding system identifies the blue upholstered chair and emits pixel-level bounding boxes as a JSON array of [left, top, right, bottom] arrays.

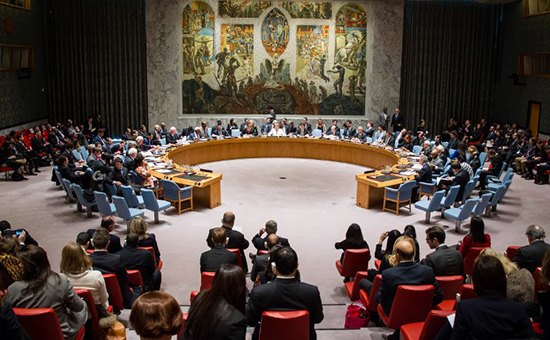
[[439, 185, 460, 217], [485, 185, 506, 217], [412, 145, 422, 155], [141, 188, 171, 223], [160, 179, 193, 215], [488, 167, 513, 189], [120, 185, 144, 208], [62, 179, 82, 212], [72, 183, 97, 218], [80, 146, 89, 161], [486, 163, 507, 182], [383, 181, 416, 215], [105, 183, 118, 197], [312, 129, 322, 138], [231, 129, 241, 137], [418, 181, 437, 201], [462, 180, 475, 202], [415, 190, 446, 223], [128, 171, 143, 186], [54, 169, 70, 200], [443, 198, 479, 232], [160, 138, 167, 146], [112, 196, 144, 231], [72, 149, 83, 161], [366, 137, 373, 144], [94, 191, 117, 216], [472, 193, 492, 217], [478, 152, 487, 166]]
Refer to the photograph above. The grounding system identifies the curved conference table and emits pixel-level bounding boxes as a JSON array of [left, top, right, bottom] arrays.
[[152, 138, 415, 209]]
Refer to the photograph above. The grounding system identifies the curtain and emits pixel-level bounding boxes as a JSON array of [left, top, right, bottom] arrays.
[[44, 0, 148, 136], [400, 1, 501, 135]]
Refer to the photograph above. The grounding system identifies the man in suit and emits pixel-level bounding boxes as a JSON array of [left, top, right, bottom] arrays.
[[86, 146, 102, 168], [297, 123, 310, 137], [124, 148, 138, 172], [513, 225, 550, 273], [391, 108, 404, 132], [211, 124, 228, 139], [61, 142, 85, 170], [476, 149, 503, 190], [118, 233, 161, 292], [341, 120, 356, 139], [439, 162, 469, 202], [421, 226, 464, 277], [110, 140, 126, 156], [302, 117, 312, 134], [381, 131, 395, 147], [31, 130, 54, 158], [106, 158, 128, 193], [251, 220, 290, 251], [378, 107, 389, 130], [93, 129, 107, 149], [86, 216, 122, 254], [48, 127, 65, 151], [200, 227, 237, 273], [376, 238, 443, 333], [250, 234, 279, 282], [57, 155, 90, 188], [89, 229, 133, 309], [207, 211, 250, 272], [411, 155, 433, 202], [165, 127, 180, 144], [0, 220, 39, 246], [247, 247, 324, 340], [352, 126, 368, 143]]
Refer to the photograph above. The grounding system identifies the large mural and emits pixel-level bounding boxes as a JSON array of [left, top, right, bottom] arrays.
[[182, 2, 367, 116]]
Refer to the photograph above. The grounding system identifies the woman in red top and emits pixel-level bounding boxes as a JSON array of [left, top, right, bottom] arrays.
[[459, 216, 491, 258]]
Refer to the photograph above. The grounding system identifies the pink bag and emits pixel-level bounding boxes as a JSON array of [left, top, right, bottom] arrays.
[[344, 300, 370, 329]]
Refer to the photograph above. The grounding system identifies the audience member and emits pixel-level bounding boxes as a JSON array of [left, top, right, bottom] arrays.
[[476, 149, 503, 190], [86, 216, 122, 254], [247, 247, 323, 340], [89, 229, 133, 309], [4, 245, 87, 340], [421, 226, 464, 277], [184, 264, 247, 340], [403, 225, 420, 262], [118, 233, 162, 292], [0, 290, 31, 340], [513, 225, 550, 273], [251, 220, 290, 251], [0, 237, 23, 290], [0, 220, 38, 246], [130, 291, 183, 340], [76, 232, 90, 251], [200, 227, 238, 273], [207, 212, 249, 272], [124, 148, 138, 172], [251, 234, 279, 283], [458, 217, 491, 258], [439, 162, 469, 202], [131, 216, 161, 265], [334, 223, 370, 267]]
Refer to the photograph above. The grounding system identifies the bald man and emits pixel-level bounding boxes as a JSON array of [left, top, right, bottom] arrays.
[[207, 211, 250, 272], [375, 237, 443, 317]]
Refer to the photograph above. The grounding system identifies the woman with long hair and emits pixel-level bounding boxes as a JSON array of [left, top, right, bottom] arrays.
[[4, 245, 87, 340], [60, 242, 115, 325], [335, 223, 370, 264], [0, 237, 23, 290], [184, 264, 247, 340], [130, 216, 161, 264], [315, 118, 327, 133], [130, 291, 183, 340], [403, 225, 420, 262], [134, 154, 154, 189], [459, 216, 491, 258]]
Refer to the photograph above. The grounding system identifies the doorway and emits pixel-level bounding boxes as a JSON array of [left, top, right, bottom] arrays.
[[527, 101, 541, 138]]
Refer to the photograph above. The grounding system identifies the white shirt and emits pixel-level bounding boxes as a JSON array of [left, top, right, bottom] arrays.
[[62, 270, 109, 308], [268, 129, 286, 137]]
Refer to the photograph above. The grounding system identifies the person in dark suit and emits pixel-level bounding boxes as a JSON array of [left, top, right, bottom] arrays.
[[241, 122, 259, 137], [13, 134, 40, 174], [0, 220, 38, 246], [513, 225, 550, 274], [353, 126, 368, 142], [297, 123, 310, 137], [184, 264, 247, 340], [88, 229, 133, 309], [302, 117, 312, 134], [165, 127, 180, 144], [325, 125, 341, 139], [412, 155, 433, 202], [421, 226, 464, 277], [391, 108, 405, 132], [476, 149, 503, 190], [247, 247, 324, 340], [187, 127, 205, 141], [118, 233, 161, 292], [207, 212, 249, 272], [251, 220, 290, 251], [57, 155, 90, 188], [30, 130, 53, 158], [106, 158, 128, 194], [439, 163, 469, 202], [124, 148, 138, 172], [201, 228, 238, 273], [381, 131, 395, 147], [211, 125, 228, 139], [251, 234, 280, 283], [334, 223, 370, 264], [376, 236, 443, 316], [61, 143, 84, 170], [110, 140, 126, 156], [286, 120, 297, 135], [48, 127, 64, 151], [435, 256, 535, 340], [86, 217, 122, 254], [341, 120, 356, 139]]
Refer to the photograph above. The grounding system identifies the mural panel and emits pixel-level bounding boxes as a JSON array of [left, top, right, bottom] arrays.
[[220, 24, 254, 81], [296, 25, 329, 82], [280, 2, 332, 19], [218, 1, 272, 18], [182, 1, 215, 77], [261, 8, 289, 58]]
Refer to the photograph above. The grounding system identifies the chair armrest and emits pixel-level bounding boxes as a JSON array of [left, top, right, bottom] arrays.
[[385, 187, 399, 200]]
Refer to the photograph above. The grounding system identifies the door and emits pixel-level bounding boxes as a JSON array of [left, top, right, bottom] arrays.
[[528, 101, 541, 138]]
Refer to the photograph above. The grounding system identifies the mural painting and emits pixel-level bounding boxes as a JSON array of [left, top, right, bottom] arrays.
[[218, 1, 272, 18], [261, 8, 289, 58], [182, 2, 367, 116], [280, 2, 332, 19]]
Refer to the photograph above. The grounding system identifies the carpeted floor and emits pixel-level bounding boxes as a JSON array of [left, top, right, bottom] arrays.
[[0, 158, 543, 339]]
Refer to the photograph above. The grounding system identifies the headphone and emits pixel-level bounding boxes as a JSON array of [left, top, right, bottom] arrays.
[[271, 262, 276, 273]]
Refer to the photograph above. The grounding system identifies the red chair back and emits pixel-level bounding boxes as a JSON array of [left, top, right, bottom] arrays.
[[75, 289, 101, 335], [103, 274, 124, 311], [367, 274, 382, 312], [418, 310, 454, 340], [346, 271, 369, 301], [380, 285, 436, 330], [128, 270, 145, 291], [226, 248, 242, 268], [201, 271, 215, 291], [459, 284, 477, 301], [13, 307, 82, 340], [258, 250, 268, 255], [463, 247, 488, 276], [86, 249, 94, 254], [259, 310, 309, 340], [177, 313, 189, 340], [336, 248, 370, 278], [138, 247, 162, 270], [436, 276, 464, 300], [505, 246, 521, 261]]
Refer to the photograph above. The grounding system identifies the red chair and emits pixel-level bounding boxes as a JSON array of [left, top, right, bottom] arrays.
[[75, 289, 113, 340], [138, 246, 163, 270], [227, 248, 243, 268], [86, 249, 94, 254], [103, 274, 124, 311], [359, 274, 382, 313], [190, 290, 199, 304], [401, 310, 454, 340], [13, 307, 85, 340], [335, 249, 370, 279], [128, 270, 145, 291], [200, 271, 215, 290], [259, 310, 309, 340], [463, 247, 488, 277], [177, 313, 189, 340], [435, 276, 463, 311], [258, 250, 268, 255], [344, 271, 369, 301], [378, 285, 436, 330], [0, 166, 15, 180], [375, 259, 381, 270], [505, 246, 521, 261]]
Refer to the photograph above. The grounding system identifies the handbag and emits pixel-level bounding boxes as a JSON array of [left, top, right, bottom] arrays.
[[344, 300, 370, 329], [104, 320, 127, 340]]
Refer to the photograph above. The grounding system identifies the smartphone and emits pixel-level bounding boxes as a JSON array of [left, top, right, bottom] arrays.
[[15, 230, 22, 236]]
